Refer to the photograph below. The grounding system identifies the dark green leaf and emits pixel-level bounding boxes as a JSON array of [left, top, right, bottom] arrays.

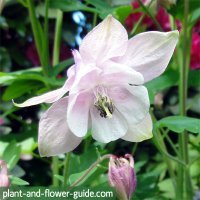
[[156, 116, 200, 133], [49, 0, 96, 13], [3, 80, 43, 101]]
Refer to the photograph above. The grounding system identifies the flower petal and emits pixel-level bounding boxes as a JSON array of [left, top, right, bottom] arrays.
[[90, 107, 128, 143], [109, 85, 149, 124], [38, 97, 82, 157], [13, 77, 73, 108], [116, 31, 179, 82], [122, 113, 153, 142], [67, 91, 92, 137], [80, 15, 128, 65], [101, 60, 144, 86]]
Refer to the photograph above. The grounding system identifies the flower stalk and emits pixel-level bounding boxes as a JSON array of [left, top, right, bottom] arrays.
[[178, 0, 193, 198]]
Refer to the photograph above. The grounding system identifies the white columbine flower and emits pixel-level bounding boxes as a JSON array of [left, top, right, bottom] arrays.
[[14, 15, 179, 157]]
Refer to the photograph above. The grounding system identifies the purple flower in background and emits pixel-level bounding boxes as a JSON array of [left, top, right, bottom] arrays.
[[14, 15, 178, 157], [0, 160, 10, 187], [108, 154, 136, 200]]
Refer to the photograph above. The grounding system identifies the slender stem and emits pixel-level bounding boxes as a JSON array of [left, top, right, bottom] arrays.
[[43, 0, 50, 68], [27, 0, 43, 65], [53, 10, 63, 66], [68, 154, 112, 189], [137, 0, 163, 31], [161, 129, 179, 156], [178, 0, 193, 198], [52, 157, 59, 186], [150, 111, 178, 191], [131, 143, 138, 155], [130, 0, 154, 36], [92, 12, 97, 28], [63, 153, 71, 186]]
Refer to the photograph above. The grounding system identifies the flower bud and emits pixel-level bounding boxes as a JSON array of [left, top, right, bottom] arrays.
[[108, 154, 136, 200], [0, 160, 10, 187]]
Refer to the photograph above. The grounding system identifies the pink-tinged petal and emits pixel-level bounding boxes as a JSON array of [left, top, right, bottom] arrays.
[[38, 97, 82, 157], [101, 60, 144, 86], [109, 85, 149, 124], [116, 31, 179, 82], [90, 107, 128, 143], [79, 15, 128, 65], [70, 67, 101, 94], [13, 87, 67, 107], [122, 114, 153, 142], [67, 91, 92, 137]]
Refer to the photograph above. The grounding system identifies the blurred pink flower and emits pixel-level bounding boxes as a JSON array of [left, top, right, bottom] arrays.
[[126, 2, 181, 32], [0, 160, 10, 187], [108, 154, 136, 200], [14, 15, 178, 157], [190, 21, 200, 70]]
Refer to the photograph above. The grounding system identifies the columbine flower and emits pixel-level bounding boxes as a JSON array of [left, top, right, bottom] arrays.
[[14, 15, 178, 157], [108, 154, 136, 200], [0, 160, 10, 187]]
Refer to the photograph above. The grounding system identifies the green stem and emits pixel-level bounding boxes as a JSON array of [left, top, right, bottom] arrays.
[[178, 0, 193, 198], [27, 0, 50, 77], [137, 0, 163, 31], [63, 153, 71, 186], [130, 0, 154, 36], [150, 111, 177, 191], [92, 12, 97, 28], [43, 0, 50, 68], [69, 154, 112, 189], [27, 0, 43, 65], [52, 157, 59, 186], [161, 129, 180, 156], [53, 10, 63, 66]]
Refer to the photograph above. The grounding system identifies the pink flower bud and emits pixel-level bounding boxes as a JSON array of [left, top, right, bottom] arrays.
[[108, 154, 136, 200], [0, 160, 10, 187]]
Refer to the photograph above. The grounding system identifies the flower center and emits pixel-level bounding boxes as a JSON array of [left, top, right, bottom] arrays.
[[94, 86, 115, 118]]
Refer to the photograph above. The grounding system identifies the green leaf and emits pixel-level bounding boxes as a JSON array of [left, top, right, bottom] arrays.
[[3, 80, 43, 101], [156, 116, 200, 133], [49, 0, 96, 13], [113, 5, 133, 23], [10, 176, 29, 186], [2, 141, 21, 170], [0, 67, 42, 86], [85, 0, 114, 18]]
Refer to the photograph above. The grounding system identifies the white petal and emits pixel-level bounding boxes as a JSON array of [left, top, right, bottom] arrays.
[[38, 97, 82, 157], [122, 114, 153, 142], [70, 67, 101, 94], [67, 91, 92, 137], [90, 107, 128, 143], [116, 31, 179, 82], [109, 85, 150, 124], [80, 15, 128, 65], [13, 87, 67, 107], [101, 60, 144, 86]]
